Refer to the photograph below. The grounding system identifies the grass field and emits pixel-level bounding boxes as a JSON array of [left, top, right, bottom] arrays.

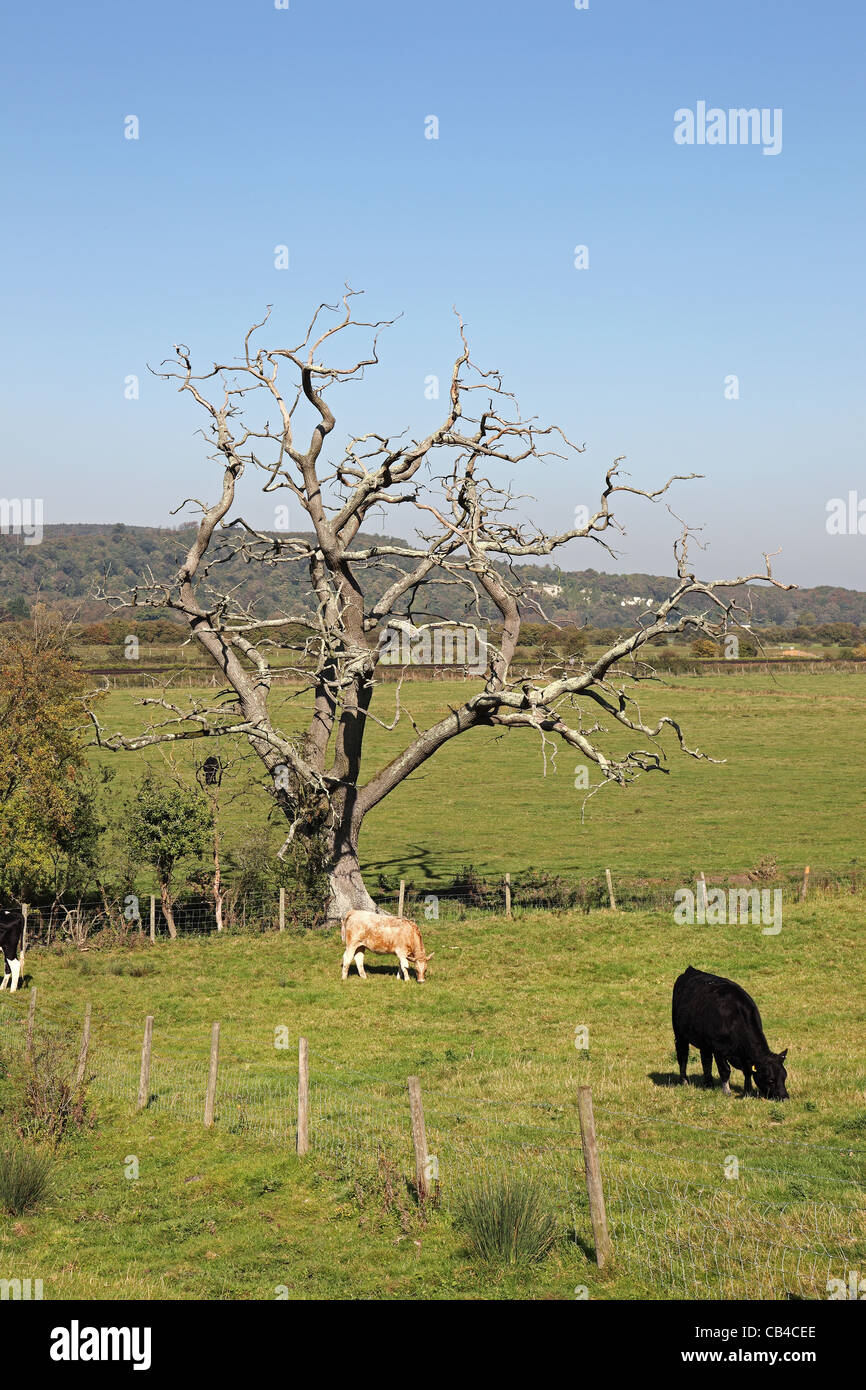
[[3, 667, 862, 1301], [88, 670, 866, 890], [1, 893, 864, 1300]]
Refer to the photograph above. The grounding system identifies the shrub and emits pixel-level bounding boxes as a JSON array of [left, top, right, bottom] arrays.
[[0, 1146, 53, 1215], [448, 865, 600, 913], [456, 1171, 558, 1264], [747, 854, 779, 883], [224, 826, 329, 930], [451, 864, 493, 908], [120, 772, 213, 938], [7, 1029, 93, 1146], [510, 870, 586, 911]]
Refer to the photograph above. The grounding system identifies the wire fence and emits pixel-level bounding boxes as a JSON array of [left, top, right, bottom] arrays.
[[1, 995, 863, 1301], [12, 862, 866, 946], [85, 660, 866, 688]]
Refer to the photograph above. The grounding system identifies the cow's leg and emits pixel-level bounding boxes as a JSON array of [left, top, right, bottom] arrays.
[[674, 1033, 690, 1084], [0, 953, 9, 991], [8, 958, 20, 992], [396, 954, 409, 981], [743, 1067, 754, 1096], [700, 1047, 715, 1088], [341, 946, 355, 979], [714, 1054, 732, 1094], [353, 949, 367, 980]]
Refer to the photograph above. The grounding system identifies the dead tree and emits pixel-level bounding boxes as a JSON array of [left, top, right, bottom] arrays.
[[88, 290, 793, 920]]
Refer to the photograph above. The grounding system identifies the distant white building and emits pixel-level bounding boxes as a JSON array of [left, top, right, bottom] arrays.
[[531, 582, 563, 599]]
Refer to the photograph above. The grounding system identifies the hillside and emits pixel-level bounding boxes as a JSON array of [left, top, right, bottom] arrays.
[[1, 523, 865, 628]]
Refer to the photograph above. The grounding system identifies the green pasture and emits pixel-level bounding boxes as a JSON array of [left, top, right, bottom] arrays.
[[1, 895, 864, 1299], [88, 670, 866, 888]]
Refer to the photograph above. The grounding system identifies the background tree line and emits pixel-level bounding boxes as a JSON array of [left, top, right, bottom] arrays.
[[0, 613, 326, 923], [3, 523, 866, 630]]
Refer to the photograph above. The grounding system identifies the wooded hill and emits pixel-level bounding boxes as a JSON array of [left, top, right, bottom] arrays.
[[1, 522, 864, 629]]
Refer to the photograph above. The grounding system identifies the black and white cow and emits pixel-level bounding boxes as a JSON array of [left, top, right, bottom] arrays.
[[672, 965, 789, 1099], [0, 907, 24, 993]]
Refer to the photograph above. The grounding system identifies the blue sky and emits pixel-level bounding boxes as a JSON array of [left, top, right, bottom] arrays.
[[1, 0, 864, 586]]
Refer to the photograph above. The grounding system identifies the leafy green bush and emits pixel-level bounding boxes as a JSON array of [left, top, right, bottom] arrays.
[[450, 864, 598, 911], [456, 1171, 558, 1264], [377, 871, 402, 893], [225, 825, 329, 929], [0, 1146, 53, 1215]]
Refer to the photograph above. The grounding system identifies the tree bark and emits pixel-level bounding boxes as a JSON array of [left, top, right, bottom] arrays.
[[326, 830, 376, 925], [213, 862, 224, 932], [212, 824, 224, 931], [160, 881, 178, 939]]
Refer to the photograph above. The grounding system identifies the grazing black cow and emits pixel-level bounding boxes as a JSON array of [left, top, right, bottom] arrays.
[[0, 907, 24, 993], [672, 965, 789, 1100]]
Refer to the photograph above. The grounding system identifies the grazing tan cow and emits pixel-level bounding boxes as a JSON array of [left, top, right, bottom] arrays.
[[340, 910, 434, 982]]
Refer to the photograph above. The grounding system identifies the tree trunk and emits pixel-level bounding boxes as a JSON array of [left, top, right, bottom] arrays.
[[327, 834, 376, 926], [160, 881, 178, 939], [213, 833, 224, 932]]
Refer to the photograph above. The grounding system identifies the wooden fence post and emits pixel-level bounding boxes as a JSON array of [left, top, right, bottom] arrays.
[[74, 1003, 92, 1090], [407, 1075, 429, 1201], [577, 1085, 611, 1269], [137, 1015, 154, 1111], [397, 879, 405, 919], [149, 895, 156, 943], [297, 1036, 309, 1156], [605, 868, 616, 912], [800, 865, 810, 900], [279, 886, 286, 933], [25, 986, 37, 1061], [504, 873, 512, 919], [204, 1022, 220, 1128]]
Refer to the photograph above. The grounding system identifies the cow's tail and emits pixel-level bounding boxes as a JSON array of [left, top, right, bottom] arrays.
[[340, 914, 347, 944]]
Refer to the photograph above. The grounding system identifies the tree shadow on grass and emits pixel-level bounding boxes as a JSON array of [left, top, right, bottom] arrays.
[[362, 843, 452, 885]]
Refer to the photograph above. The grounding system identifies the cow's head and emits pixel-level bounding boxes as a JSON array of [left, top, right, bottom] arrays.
[[413, 951, 434, 983], [755, 1049, 788, 1100]]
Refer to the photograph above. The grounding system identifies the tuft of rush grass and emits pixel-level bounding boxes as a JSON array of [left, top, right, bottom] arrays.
[[0, 892, 864, 1299], [0, 1146, 54, 1216], [456, 1171, 557, 1264]]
